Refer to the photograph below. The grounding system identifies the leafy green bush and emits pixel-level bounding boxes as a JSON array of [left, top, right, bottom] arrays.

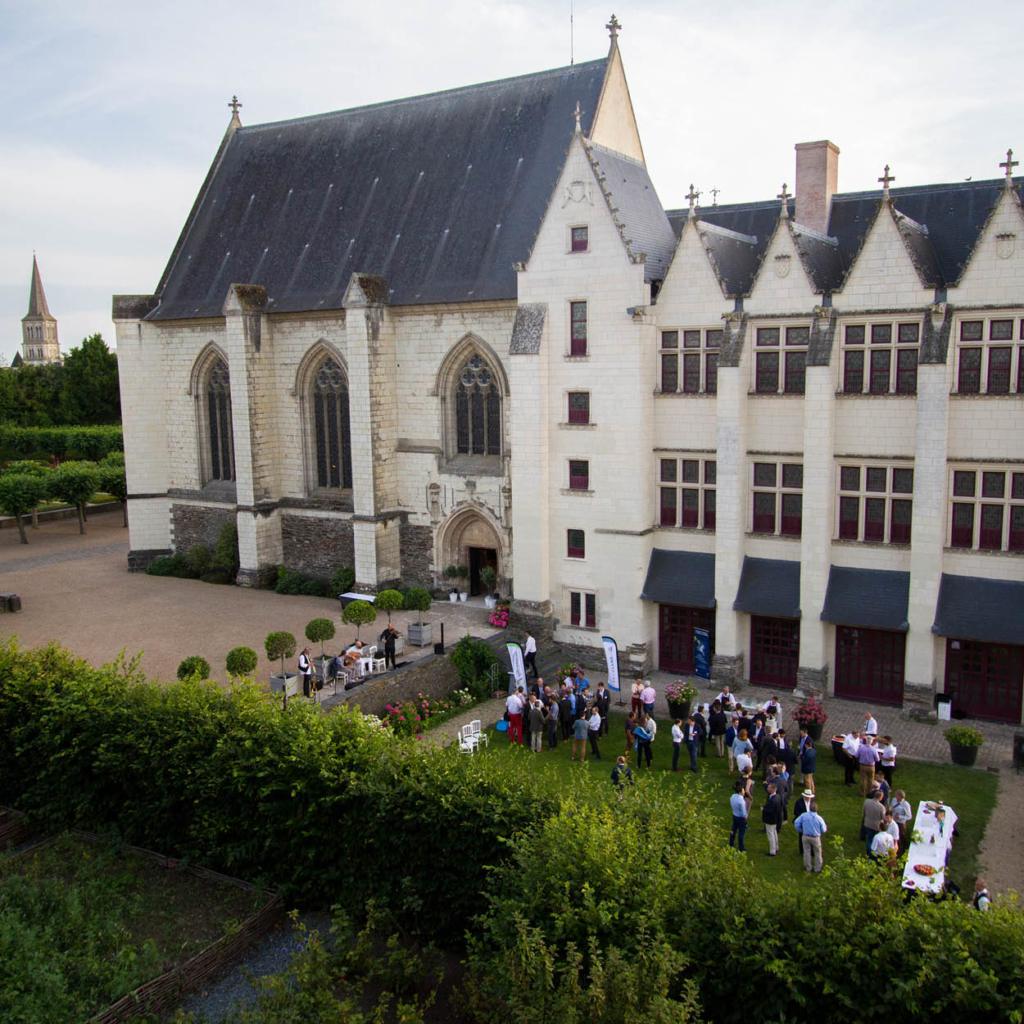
[[376, 588, 404, 623], [225, 646, 259, 676], [300, 578, 329, 597], [0, 424, 123, 463], [264, 631, 296, 676], [404, 587, 432, 624], [50, 460, 101, 534], [329, 565, 356, 595], [212, 521, 239, 577], [945, 725, 985, 747], [449, 634, 498, 701], [185, 544, 212, 576], [342, 599, 377, 638], [144, 553, 190, 577], [305, 617, 336, 658], [275, 566, 303, 595], [177, 655, 211, 681], [0, 472, 48, 544]]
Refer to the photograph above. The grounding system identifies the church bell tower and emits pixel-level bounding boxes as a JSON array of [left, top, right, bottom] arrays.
[[21, 255, 61, 365]]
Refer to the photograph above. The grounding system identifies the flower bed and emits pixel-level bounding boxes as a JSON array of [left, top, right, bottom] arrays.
[[382, 689, 478, 738]]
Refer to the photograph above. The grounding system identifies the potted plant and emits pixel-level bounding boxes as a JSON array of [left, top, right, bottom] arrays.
[[480, 566, 498, 609], [265, 630, 298, 707], [792, 695, 829, 741], [225, 645, 258, 677], [444, 564, 461, 602], [305, 617, 337, 685], [945, 724, 984, 766], [405, 587, 433, 646], [376, 589, 404, 625], [342, 598, 377, 639], [456, 564, 469, 602], [665, 679, 698, 722]]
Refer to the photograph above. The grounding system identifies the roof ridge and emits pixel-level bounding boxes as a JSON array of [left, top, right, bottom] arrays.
[[698, 220, 757, 245], [586, 139, 645, 168], [239, 57, 608, 135], [791, 222, 839, 245]]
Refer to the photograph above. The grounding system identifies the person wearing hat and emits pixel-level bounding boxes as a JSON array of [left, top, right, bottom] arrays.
[[793, 787, 815, 856], [298, 647, 313, 699], [794, 800, 828, 873]]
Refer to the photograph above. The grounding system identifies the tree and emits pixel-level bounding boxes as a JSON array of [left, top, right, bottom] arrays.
[[8, 363, 65, 426], [404, 587, 432, 626], [58, 334, 121, 425], [265, 631, 297, 709], [341, 599, 376, 638], [177, 656, 211, 680], [50, 461, 100, 534], [225, 646, 258, 676], [375, 589, 404, 625], [0, 474, 47, 543], [305, 617, 336, 658], [97, 453, 128, 527], [2, 460, 51, 529]]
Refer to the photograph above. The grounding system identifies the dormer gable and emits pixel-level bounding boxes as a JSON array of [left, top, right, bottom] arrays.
[[745, 203, 819, 311], [656, 212, 738, 317]]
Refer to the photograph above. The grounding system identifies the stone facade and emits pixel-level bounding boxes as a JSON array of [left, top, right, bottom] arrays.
[[399, 523, 434, 588], [280, 513, 355, 580], [171, 502, 235, 553]]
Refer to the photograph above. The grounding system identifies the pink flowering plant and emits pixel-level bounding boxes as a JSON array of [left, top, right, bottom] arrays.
[[792, 695, 828, 727], [381, 689, 479, 737], [488, 603, 510, 629], [665, 680, 698, 703], [558, 660, 582, 682]]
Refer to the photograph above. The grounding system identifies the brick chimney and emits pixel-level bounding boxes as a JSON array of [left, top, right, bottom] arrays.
[[794, 140, 839, 235]]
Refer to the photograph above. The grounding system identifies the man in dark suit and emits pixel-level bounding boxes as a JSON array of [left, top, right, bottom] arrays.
[[738, 706, 755, 739], [761, 782, 784, 856], [758, 731, 779, 777], [559, 689, 574, 742], [778, 731, 799, 775], [595, 682, 611, 736]]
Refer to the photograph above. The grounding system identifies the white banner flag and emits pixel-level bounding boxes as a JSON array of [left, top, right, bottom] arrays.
[[506, 642, 526, 692], [602, 636, 620, 692]]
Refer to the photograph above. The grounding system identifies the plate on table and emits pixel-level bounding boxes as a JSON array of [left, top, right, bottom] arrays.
[[913, 864, 936, 877], [925, 801, 944, 811]]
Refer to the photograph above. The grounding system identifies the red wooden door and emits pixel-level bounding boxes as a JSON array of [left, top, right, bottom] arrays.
[[835, 627, 905, 706], [945, 639, 1023, 723], [750, 616, 799, 690], [659, 605, 714, 674]]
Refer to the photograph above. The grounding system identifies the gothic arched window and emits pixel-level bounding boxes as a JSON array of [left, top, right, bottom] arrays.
[[206, 358, 235, 482], [312, 357, 352, 488], [455, 355, 501, 456]]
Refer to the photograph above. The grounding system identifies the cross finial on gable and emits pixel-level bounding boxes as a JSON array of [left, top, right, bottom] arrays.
[[777, 183, 790, 218], [228, 95, 242, 118], [878, 164, 895, 196], [574, 101, 583, 134], [606, 14, 621, 40], [1000, 148, 1018, 182], [686, 183, 700, 218], [711, 187, 720, 206]]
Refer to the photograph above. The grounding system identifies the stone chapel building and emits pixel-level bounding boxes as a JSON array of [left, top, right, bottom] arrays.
[[115, 21, 1024, 723], [20, 255, 62, 365]]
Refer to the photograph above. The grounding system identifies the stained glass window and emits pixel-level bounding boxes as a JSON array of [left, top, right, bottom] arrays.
[[455, 355, 501, 456], [313, 358, 352, 488], [206, 359, 234, 482]]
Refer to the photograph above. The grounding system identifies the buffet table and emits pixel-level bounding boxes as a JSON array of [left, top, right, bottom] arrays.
[[901, 801, 957, 894]]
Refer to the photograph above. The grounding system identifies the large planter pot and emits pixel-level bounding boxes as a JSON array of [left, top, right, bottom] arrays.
[[667, 700, 691, 722], [484, 595, 497, 610], [449, 593, 458, 603], [803, 721, 824, 741], [459, 592, 468, 602], [270, 672, 299, 697], [407, 622, 433, 647], [949, 743, 979, 767], [831, 735, 847, 767]]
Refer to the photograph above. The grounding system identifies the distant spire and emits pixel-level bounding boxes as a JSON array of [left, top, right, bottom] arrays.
[[878, 164, 895, 199], [606, 13, 621, 41], [228, 94, 243, 128], [26, 255, 54, 319], [686, 183, 700, 219], [1000, 147, 1018, 184], [777, 183, 791, 218], [574, 101, 583, 134]]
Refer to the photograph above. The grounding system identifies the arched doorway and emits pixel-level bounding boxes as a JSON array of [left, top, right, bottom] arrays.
[[438, 507, 504, 596]]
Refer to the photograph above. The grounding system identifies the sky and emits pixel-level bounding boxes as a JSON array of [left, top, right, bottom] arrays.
[[2, 0, 1021, 366]]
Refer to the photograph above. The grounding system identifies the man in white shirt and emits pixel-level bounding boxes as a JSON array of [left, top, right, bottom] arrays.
[[864, 711, 878, 736], [523, 632, 539, 679], [889, 790, 912, 848], [870, 816, 897, 860], [715, 685, 734, 709], [506, 689, 524, 744], [587, 708, 603, 760], [973, 879, 992, 912], [841, 731, 861, 786], [641, 681, 657, 717], [298, 647, 313, 699]]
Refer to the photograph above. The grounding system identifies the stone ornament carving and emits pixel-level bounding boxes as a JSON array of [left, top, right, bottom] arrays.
[[995, 233, 1016, 260], [562, 180, 594, 207], [773, 253, 792, 278]]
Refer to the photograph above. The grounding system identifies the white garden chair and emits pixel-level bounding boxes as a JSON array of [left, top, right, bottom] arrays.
[[458, 724, 478, 754], [469, 720, 488, 747]]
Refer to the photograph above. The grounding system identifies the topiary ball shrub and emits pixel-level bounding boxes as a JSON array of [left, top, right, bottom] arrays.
[[225, 646, 259, 676], [177, 655, 211, 681]]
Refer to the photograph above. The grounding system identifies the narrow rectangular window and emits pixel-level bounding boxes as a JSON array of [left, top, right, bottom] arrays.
[[988, 348, 1011, 394], [950, 503, 974, 547], [958, 348, 981, 392], [864, 497, 886, 541], [569, 460, 589, 490], [659, 487, 677, 526], [567, 391, 590, 424], [890, 499, 912, 544], [703, 489, 716, 531], [1009, 505, 1024, 551], [570, 301, 588, 356], [781, 493, 802, 537], [705, 352, 718, 394], [839, 496, 860, 539], [570, 226, 588, 252], [756, 352, 779, 393], [570, 592, 581, 626], [567, 529, 585, 558], [753, 492, 776, 533], [704, 461, 717, 485], [681, 488, 699, 527], [896, 348, 918, 394], [683, 353, 701, 393], [869, 350, 891, 394], [979, 505, 1004, 550], [784, 350, 806, 394], [844, 350, 864, 393], [585, 593, 596, 628], [1017, 346, 1024, 394], [661, 353, 678, 392]]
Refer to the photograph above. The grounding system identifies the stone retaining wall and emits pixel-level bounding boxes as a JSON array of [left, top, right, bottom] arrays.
[[171, 504, 234, 553], [333, 653, 461, 717], [281, 514, 354, 579]]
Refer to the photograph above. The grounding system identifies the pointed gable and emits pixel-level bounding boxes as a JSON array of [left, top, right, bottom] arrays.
[[745, 209, 819, 310], [148, 58, 609, 320], [656, 214, 736, 317], [24, 256, 55, 322], [589, 38, 644, 164], [949, 177, 1024, 303]]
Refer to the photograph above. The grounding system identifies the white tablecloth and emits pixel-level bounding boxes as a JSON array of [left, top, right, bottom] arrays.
[[901, 801, 957, 894]]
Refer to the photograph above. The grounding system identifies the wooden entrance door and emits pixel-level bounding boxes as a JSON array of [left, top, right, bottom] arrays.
[[658, 605, 715, 674], [750, 616, 799, 690], [835, 627, 906, 706], [945, 639, 1024, 723], [468, 547, 498, 596]]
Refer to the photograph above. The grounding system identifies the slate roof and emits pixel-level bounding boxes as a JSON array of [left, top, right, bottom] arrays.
[[147, 59, 609, 320], [664, 177, 1023, 295], [25, 255, 55, 320], [639, 549, 715, 607], [586, 143, 676, 282], [820, 566, 910, 631], [732, 556, 800, 619], [932, 573, 1024, 646]]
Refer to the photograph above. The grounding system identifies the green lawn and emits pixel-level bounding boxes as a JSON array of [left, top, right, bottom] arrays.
[[482, 711, 998, 892]]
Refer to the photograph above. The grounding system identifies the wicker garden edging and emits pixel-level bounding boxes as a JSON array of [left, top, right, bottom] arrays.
[[6, 828, 283, 1024]]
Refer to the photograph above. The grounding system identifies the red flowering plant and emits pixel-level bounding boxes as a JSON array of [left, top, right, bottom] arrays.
[[489, 603, 510, 629], [792, 695, 828, 727]]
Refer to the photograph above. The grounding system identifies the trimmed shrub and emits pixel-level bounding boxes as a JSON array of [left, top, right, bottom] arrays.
[[144, 553, 189, 578], [275, 566, 303, 595], [176, 655, 211, 681], [50, 461, 101, 535], [300, 578, 329, 597], [0, 473, 48, 544], [375, 588, 404, 624], [185, 544, 212, 576], [264, 631, 296, 676], [404, 587, 432, 625], [449, 634, 498, 701], [329, 565, 356, 595], [342, 599, 376, 638], [305, 618, 336, 658], [225, 646, 258, 677], [212, 521, 239, 577], [0, 424, 123, 463]]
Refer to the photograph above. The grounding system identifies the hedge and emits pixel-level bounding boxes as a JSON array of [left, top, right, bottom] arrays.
[[0, 424, 123, 462]]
